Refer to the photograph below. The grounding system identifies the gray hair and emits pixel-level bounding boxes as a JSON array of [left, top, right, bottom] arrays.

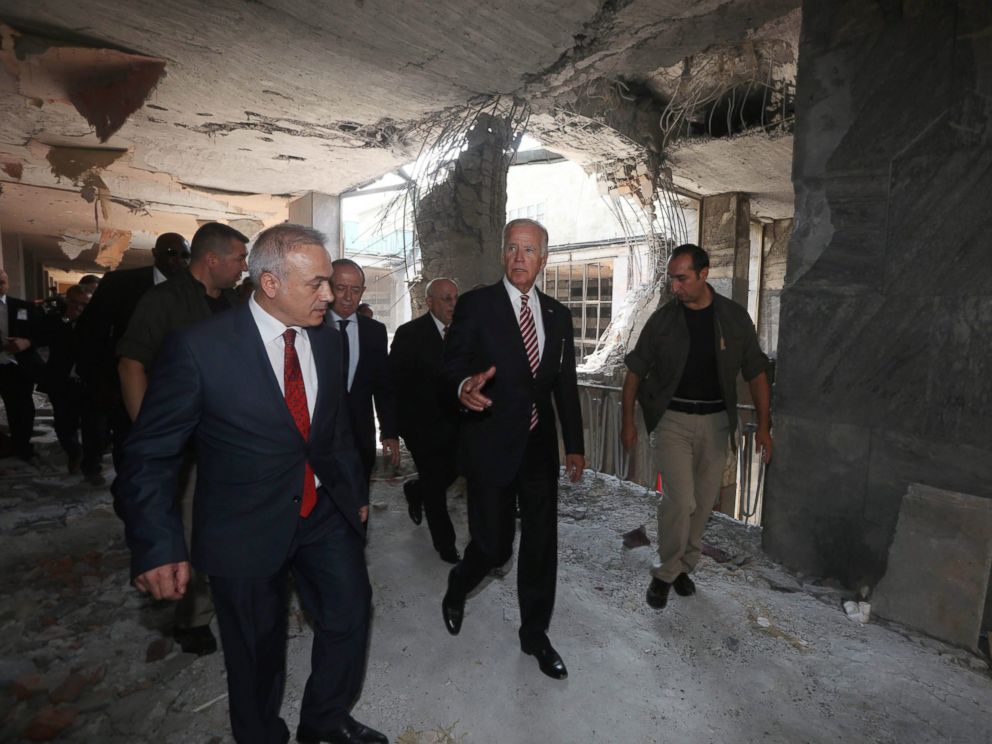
[[425, 277, 458, 298], [501, 218, 549, 256], [249, 223, 327, 283]]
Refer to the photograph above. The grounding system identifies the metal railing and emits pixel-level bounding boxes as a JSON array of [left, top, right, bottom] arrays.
[[575, 382, 768, 523]]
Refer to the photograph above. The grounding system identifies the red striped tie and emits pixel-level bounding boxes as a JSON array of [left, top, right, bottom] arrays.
[[519, 294, 539, 430], [283, 329, 317, 517]]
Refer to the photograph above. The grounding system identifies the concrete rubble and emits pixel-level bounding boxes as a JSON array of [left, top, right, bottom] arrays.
[[1, 433, 990, 743]]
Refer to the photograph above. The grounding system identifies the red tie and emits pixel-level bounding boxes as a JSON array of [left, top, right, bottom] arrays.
[[283, 329, 317, 517], [519, 294, 539, 430]]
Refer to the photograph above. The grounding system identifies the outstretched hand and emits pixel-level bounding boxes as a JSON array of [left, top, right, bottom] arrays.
[[459, 366, 496, 411]]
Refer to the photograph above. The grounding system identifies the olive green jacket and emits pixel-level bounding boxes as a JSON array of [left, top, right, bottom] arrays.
[[624, 286, 769, 437]]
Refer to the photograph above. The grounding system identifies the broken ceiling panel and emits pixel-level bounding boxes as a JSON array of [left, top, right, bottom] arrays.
[[1, 23, 166, 142]]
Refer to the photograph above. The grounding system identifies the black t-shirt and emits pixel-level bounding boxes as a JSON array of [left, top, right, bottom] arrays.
[[673, 303, 723, 401], [205, 293, 232, 315]]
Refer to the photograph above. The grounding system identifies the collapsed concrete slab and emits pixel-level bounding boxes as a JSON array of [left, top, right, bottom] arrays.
[[874, 483, 992, 652]]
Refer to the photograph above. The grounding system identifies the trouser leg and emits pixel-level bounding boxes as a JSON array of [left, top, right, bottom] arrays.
[[681, 412, 730, 574], [411, 449, 456, 553], [209, 571, 291, 744], [651, 412, 696, 583], [0, 365, 36, 459], [79, 389, 105, 476], [292, 493, 371, 733], [516, 435, 558, 650], [174, 457, 215, 629], [451, 479, 516, 597], [49, 390, 81, 458]]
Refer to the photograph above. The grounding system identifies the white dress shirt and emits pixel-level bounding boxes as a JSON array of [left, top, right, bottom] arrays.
[[328, 310, 359, 391], [153, 266, 168, 286], [249, 296, 318, 419], [430, 312, 446, 338], [502, 275, 545, 360]]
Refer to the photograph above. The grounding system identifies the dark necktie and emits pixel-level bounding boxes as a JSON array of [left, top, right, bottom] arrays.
[[283, 329, 317, 517], [519, 294, 539, 430], [338, 319, 350, 391]]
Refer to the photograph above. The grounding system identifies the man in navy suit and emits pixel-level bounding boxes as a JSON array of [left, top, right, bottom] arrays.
[[441, 219, 585, 681], [388, 277, 460, 563], [328, 259, 398, 485], [118, 224, 387, 744]]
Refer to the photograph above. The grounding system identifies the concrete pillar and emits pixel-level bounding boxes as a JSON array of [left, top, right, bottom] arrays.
[[288, 192, 341, 257], [415, 111, 513, 296], [763, 0, 992, 629], [757, 218, 792, 359], [699, 192, 750, 305], [700, 192, 753, 517]]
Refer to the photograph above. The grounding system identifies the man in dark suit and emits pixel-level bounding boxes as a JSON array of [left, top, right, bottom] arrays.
[[118, 224, 387, 744], [328, 259, 398, 485], [0, 269, 44, 462], [38, 285, 102, 476], [388, 277, 460, 563], [441, 219, 585, 681], [74, 232, 189, 480]]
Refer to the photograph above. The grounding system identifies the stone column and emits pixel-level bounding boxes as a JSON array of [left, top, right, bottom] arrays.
[[757, 218, 792, 359], [763, 0, 992, 628], [415, 111, 513, 298], [288, 192, 341, 257], [699, 192, 750, 304], [700, 192, 753, 516]]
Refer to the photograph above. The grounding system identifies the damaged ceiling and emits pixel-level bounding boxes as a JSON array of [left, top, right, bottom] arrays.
[[0, 0, 800, 269]]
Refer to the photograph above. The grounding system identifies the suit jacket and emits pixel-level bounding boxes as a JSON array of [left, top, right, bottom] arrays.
[[120, 303, 365, 579], [37, 314, 80, 396], [2, 296, 44, 382], [334, 314, 397, 464], [74, 265, 155, 387], [388, 312, 457, 456], [442, 281, 584, 486]]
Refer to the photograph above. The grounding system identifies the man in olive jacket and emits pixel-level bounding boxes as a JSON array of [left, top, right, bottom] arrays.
[[621, 244, 772, 610]]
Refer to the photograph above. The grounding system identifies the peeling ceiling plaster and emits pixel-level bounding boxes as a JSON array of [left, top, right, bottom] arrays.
[[0, 0, 801, 268]]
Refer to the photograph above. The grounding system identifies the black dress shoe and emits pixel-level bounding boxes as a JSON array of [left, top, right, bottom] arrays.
[[403, 481, 423, 525], [673, 572, 696, 597], [297, 717, 388, 744], [646, 578, 671, 609], [441, 571, 464, 635], [524, 644, 568, 680], [346, 717, 388, 743], [438, 546, 461, 564], [174, 624, 218, 656]]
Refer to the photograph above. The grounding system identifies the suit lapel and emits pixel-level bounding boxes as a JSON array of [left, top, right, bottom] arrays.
[[233, 304, 300, 436], [537, 290, 558, 374], [308, 323, 335, 437]]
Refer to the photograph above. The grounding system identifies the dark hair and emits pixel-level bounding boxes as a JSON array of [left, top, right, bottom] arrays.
[[670, 243, 710, 273], [78, 274, 101, 287], [331, 258, 366, 286], [190, 222, 249, 261]]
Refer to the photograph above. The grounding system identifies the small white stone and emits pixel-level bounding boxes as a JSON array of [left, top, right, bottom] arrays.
[[756, 616, 770, 628], [843, 600, 859, 616]]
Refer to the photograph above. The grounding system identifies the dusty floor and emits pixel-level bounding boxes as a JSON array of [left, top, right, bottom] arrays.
[[1, 418, 990, 743]]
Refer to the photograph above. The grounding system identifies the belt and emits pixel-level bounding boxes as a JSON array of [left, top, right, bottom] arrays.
[[667, 399, 726, 415]]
